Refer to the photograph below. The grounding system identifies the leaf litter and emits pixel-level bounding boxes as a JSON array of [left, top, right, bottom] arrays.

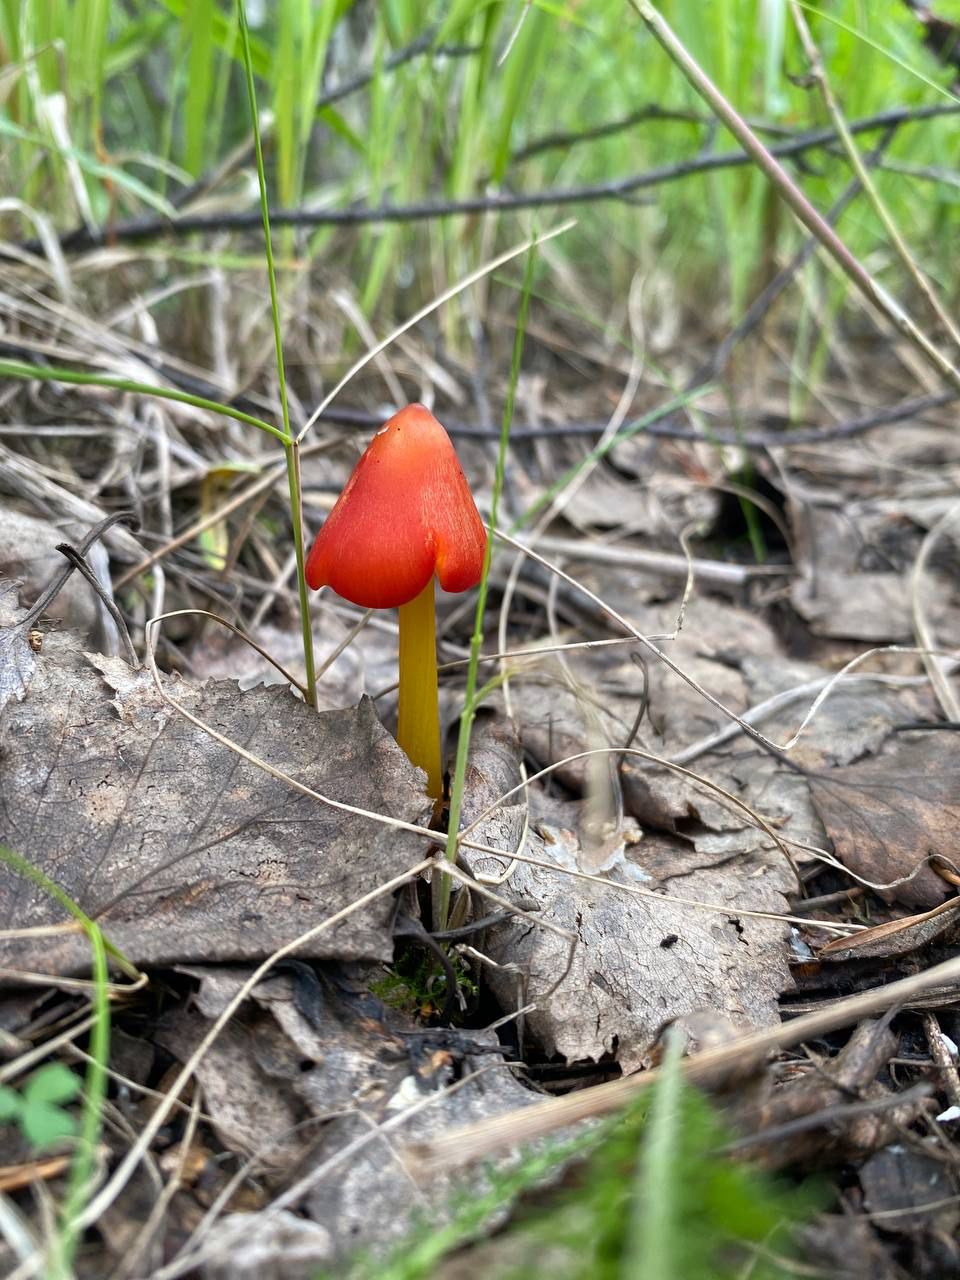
[[3, 232, 960, 1278]]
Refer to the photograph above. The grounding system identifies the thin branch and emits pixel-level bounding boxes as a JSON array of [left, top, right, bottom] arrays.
[[16, 103, 960, 256], [510, 103, 796, 164], [55, 544, 140, 668], [21, 512, 139, 628]]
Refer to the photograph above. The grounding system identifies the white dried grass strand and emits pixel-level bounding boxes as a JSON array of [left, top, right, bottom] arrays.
[[297, 220, 577, 443]]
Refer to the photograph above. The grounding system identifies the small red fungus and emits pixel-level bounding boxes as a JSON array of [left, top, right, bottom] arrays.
[[305, 404, 487, 798], [305, 403, 486, 608]]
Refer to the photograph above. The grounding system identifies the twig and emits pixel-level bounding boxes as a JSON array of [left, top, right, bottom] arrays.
[[511, 103, 795, 164], [20, 512, 139, 628], [3, 341, 955, 453], [18, 103, 960, 255], [55, 544, 139, 666], [405, 952, 960, 1173], [290, 388, 960, 448], [922, 1011, 960, 1110]]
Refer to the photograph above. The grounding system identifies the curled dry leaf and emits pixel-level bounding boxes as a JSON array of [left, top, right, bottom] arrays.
[[0, 628, 432, 977], [818, 895, 960, 962], [808, 732, 960, 910]]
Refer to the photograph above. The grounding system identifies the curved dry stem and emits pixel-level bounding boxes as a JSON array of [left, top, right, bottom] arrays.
[[147, 608, 309, 696]]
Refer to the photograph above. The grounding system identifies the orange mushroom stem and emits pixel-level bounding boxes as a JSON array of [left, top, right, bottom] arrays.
[[305, 404, 487, 799]]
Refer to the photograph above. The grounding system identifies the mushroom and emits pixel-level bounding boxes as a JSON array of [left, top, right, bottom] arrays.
[[305, 404, 487, 799]]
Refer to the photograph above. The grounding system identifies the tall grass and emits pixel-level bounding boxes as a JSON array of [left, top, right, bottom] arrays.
[[2, 0, 958, 347]]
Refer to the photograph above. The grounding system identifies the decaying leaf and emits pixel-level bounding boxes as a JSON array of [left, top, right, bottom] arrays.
[[159, 965, 536, 1263], [808, 733, 960, 910], [458, 714, 795, 1072], [0, 631, 432, 977]]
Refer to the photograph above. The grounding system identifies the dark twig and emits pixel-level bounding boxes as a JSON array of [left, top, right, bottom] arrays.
[[316, 389, 959, 449], [510, 103, 795, 165], [3, 344, 954, 449], [20, 511, 139, 629], [56, 542, 141, 667], [21, 103, 960, 256]]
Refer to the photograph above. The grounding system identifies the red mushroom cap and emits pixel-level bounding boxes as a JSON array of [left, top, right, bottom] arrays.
[[305, 404, 487, 609]]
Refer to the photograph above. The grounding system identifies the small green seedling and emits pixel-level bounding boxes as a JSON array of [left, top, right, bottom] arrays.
[[0, 1063, 82, 1149]]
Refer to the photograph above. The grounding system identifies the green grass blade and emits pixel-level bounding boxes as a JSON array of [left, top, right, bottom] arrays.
[[0, 845, 116, 1279], [623, 1032, 683, 1279], [0, 357, 287, 443], [237, 0, 318, 708], [438, 238, 539, 929], [184, 0, 217, 175]]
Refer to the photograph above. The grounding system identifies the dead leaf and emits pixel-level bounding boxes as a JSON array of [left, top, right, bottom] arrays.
[[0, 632, 432, 977], [158, 965, 537, 1264], [859, 1145, 960, 1234], [808, 733, 960, 910]]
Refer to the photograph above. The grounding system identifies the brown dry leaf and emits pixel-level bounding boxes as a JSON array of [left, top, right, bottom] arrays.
[[0, 630, 432, 977], [808, 733, 960, 910]]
